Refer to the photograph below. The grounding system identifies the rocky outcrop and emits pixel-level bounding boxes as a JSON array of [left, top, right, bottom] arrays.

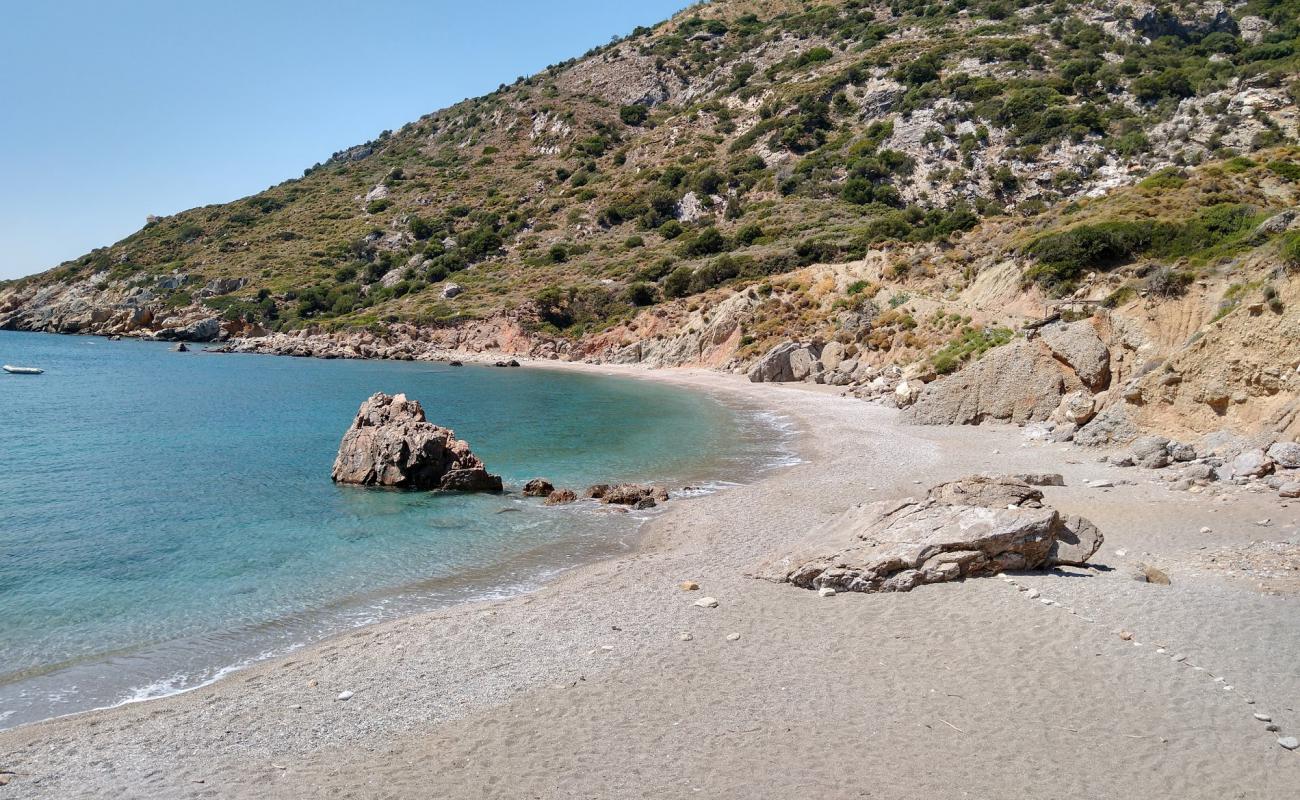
[[544, 489, 577, 506], [523, 478, 555, 497], [903, 339, 1078, 425], [331, 393, 502, 491], [600, 483, 670, 507], [1039, 320, 1110, 391], [758, 476, 1102, 594], [747, 341, 823, 383], [904, 319, 1116, 427]]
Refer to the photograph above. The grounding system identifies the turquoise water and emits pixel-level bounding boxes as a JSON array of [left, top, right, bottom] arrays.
[[0, 331, 791, 728]]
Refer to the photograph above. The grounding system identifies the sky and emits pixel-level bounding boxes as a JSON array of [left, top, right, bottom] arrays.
[[0, 0, 690, 280]]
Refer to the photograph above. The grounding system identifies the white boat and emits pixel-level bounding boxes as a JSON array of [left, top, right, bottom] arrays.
[[3, 365, 44, 375]]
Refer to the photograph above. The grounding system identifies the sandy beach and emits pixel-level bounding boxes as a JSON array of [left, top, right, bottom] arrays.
[[2, 364, 1299, 798]]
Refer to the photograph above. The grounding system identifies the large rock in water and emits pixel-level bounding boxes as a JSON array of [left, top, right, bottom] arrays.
[[756, 476, 1102, 593], [331, 392, 502, 491]]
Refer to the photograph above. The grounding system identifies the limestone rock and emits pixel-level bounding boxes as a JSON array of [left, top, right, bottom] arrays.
[[1053, 390, 1096, 425], [929, 475, 1044, 508], [331, 392, 502, 492], [1229, 449, 1274, 479], [1049, 515, 1105, 567], [1040, 320, 1110, 391], [758, 476, 1102, 594], [903, 339, 1077, 426], [1074, 404, 1140, 448], [747, 341, 822, 383], [1130, 436, 1172, 469], [1267, 441, 1300, 469]]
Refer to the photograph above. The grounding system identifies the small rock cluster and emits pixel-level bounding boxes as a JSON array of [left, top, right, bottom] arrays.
[[1090, 431, 1300, 501], [745, 339, 924, 406], [586, 483, 670, 510], [517, 480, 671, 510]]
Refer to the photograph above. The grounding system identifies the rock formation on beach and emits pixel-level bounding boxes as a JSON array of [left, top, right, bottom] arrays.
[[331, 392, 502, 492], [759, 475, 1102, 594]]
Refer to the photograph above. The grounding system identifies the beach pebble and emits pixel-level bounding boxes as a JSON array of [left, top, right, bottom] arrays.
[[679, 581, 700, 591], [1245, 698, 1256, 704], [726, 632, 741, 641], [1171, 654, 1187, 663], [1115, 548, 1127, 557], [1026, 589, 1041, 599], [1279, 736, 1299, 751], [1199, 526, 1212, 533], [1119, 630, 1133, 641], [679, 632, 693, 641], [818, 587, 836, 597], [1266, 724, 1280, 732], [1254, 713, 1273, 722], [694, 597, 719, 608], [336, 691, 354, 701]]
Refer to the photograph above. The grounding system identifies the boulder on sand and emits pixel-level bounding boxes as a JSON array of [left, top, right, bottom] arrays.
[[756, 475, 1102, 594], [747, 341, 822, 383], [331, 392, 502, 491]]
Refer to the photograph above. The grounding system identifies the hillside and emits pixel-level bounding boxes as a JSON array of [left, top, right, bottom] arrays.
[[3, 0, 1299, 438]]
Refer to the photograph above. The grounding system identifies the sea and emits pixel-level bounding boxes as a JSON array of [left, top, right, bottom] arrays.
[[0, 330, 795, 729]]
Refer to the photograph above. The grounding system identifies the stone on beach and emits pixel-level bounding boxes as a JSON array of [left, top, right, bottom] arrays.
[[331, 392, 503, 492], [694, 596, 719, 608], [757, 475, 1103, 594]]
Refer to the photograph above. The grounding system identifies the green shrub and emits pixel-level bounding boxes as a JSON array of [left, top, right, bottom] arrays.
[[678, 226, 728, 257], [662, 265, 695, 298], [1281, 231, 1300, 268], [1138, 168, 1186, 191], [930, 327, 1013, 374], [619, 105, 649, 126], [409, 217, 437, 240], [366, 199, 391, 214], [1267, 160, 1300, 182], [795, 46, 834, 67], [735, 223, 763, 246], [624, 282, 658, 306]]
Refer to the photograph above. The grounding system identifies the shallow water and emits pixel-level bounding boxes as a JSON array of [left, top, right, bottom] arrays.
[[0, 331, 792, 728]]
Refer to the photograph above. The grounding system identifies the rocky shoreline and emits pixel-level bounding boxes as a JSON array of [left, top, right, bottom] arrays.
[[1, 364, 1297, 798]]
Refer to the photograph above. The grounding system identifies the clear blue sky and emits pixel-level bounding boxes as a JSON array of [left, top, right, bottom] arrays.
[[0, 0, 689, 280]]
